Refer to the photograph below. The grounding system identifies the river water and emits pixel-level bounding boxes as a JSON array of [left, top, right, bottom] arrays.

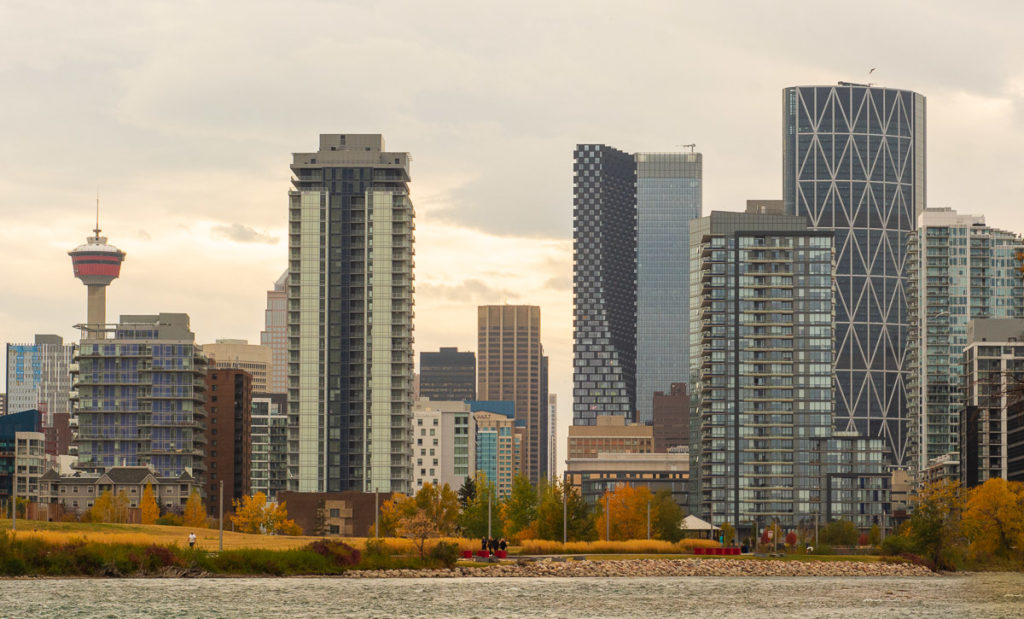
[[2, 574, 1023, 617]]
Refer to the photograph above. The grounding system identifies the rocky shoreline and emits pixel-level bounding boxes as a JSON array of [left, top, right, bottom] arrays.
[[342, 558, 935, 578]]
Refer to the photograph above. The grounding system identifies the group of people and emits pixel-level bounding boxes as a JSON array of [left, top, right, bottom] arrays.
[[480, 537, 507, 555]]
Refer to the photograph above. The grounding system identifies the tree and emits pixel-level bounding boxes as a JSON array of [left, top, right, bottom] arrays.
[[820, 519, 858, 546], [963, 477, 1024, 563], [411, 482, 460, 537], [231, 492, 301, 535], [503, 475, 538, 541], [869, 524, 881, 547], [88, 490, 114, 523], [719, 522, 737, 547], [785, 531, 798, 550], [596, 485, 655, 541], [374, 493, 413, 537], [400, 510, 439, 559], [183, 490, 208, 528], [141, 483, 159, 525], [458, 473, 504, 539], [650, 491, 684, 542], [908, 479, 966, 570], [457, 476, 476, 509]]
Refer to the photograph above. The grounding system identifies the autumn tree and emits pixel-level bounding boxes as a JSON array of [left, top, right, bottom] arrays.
[[869, 524, 882, 547], [596, 485, 655, 541], [650, 491, 684, 542], [374, 492, 412, 537], [231, 492, 301, 535], [458, 473, 504, 539], [503, 475, 538, 541], [820, 519, 858, 546], [183, 490, 208, 528], [400, 510, 439, 559], [719, 522, 737, 547], [88, 490, 114, 523], [141, 483, 159, 525], [908, 479, 966, 570], [962, 477, 1024, 563], [411, 482, 460, 537]]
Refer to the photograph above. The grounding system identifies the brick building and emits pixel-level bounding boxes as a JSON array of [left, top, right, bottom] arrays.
[[205, 368, 252, 508], [652, 383, 689, 453]]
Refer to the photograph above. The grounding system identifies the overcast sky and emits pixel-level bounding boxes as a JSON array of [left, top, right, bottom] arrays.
[[3, 0, 1024, 466]]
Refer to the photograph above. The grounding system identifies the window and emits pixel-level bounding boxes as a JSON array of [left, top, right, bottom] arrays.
[[330, 508, 340, 518]]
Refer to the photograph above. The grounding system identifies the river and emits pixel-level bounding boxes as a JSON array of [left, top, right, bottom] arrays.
[[2, 573, 1023, 617]]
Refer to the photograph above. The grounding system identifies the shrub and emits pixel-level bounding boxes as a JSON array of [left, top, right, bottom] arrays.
[[429, 541, 460, 568], [306, 540, 361, 567], [156, 513, 184, 526], [899, 552, 937, 572], [880, 534, 916, 556], [810, 544, 833, 555]]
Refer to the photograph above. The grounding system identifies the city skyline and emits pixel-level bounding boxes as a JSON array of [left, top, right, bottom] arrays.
[[6, 2, 1024, 474]]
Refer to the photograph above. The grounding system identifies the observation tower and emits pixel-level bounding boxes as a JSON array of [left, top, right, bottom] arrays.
[[69, 203, 126, 339]]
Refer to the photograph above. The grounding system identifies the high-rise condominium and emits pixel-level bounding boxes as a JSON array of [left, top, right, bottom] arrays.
[[5, 335, 74, 421], [477, 305, 547, 484], [287, 134, 414, 494], [908, 209, 1024, 475], [636, 152, 702, 423], [783, 84, 926, 465], [572, 144, 637, 424], [419, 347, 476, 402], [260, 270, 288, 394]]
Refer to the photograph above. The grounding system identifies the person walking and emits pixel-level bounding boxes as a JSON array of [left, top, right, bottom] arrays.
[[188, 531, 197, 549], [499, 538, 507, 552]]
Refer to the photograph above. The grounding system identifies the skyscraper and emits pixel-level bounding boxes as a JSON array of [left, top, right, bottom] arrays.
[[5, 335, 74, 421], [636, 152, 702, 423], [419, 347, 476, 401], [783, 84, 926, 465], [477, 305, 547, 484], [260, 270, 288, 395], [287, 134, 415, 494], [572, 144, 637, 425], [908, 208, 1024, 475]]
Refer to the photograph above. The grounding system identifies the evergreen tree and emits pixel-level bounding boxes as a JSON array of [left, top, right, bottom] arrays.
[[457, 476, 477, 508]]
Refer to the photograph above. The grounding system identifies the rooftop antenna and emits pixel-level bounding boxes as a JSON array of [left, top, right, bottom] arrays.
[[94, 190, 101, 237], [675, 144, 696, 153]]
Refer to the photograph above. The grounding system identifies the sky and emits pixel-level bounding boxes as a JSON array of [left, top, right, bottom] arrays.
[[3, 0, 1024, 469]]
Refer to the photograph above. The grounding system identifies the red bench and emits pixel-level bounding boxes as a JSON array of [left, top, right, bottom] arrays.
[[496, 550, 507, 558], [461, 550, 473, 559]]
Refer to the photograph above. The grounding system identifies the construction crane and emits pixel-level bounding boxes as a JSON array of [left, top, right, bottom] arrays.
[[675, 143, 696, 153]]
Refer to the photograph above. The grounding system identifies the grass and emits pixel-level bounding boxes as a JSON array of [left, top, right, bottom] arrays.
[[515, 539, 721, 555]]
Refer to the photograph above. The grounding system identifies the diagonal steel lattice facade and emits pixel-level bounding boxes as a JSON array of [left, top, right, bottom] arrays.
[[783, 85, 926, 466]]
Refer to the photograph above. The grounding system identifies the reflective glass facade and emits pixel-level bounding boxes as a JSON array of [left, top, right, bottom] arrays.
[[907, 209, 1024, 476], [783, 85, 926, 466], [572, 144, 637, 424], [636, 153, 702, 424]]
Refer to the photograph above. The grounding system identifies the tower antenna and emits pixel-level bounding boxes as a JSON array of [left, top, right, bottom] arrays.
[[95, 190, 101, 237]]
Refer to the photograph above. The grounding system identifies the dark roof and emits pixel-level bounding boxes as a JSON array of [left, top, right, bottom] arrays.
[[39, 469, 61, 481], [101, 467, 157, 484]]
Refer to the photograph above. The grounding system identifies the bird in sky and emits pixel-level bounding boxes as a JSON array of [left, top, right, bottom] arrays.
[[869, 67, 877, 74]]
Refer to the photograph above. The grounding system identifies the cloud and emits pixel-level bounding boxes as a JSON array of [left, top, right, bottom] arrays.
[[211, 223, 278, 244], [543, 276, 572, 291], [417, 278, 520, 303]]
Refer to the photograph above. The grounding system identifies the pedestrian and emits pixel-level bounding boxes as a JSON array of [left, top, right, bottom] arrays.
[[499, 538, 507, 552], [188, 531, 197, 549], [481, 536, 488, 552], [488, 537, 498, 555]]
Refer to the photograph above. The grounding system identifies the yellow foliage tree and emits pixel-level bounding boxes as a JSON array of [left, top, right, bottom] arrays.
[[230, 492, 302, 535], [141, 483, 159, 525], [595, 484, 655, 540], [183, 490, 208, 528], [373, 492, 413, 537], [88, 490, 114, 523], [963, 477, 1024, 562]]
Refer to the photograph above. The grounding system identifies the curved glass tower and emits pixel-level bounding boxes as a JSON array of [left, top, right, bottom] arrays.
[[783, 84, 926, 466]]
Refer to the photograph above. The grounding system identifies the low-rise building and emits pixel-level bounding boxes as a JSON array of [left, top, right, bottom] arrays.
[[564, 450, 690, 509], [567, 415, 654, 460], [277, 490, 382, 536], [37, 466, 199, 515]]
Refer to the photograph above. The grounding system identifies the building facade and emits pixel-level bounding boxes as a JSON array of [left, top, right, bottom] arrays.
[[260, 270, 289, 395], [652, 382, 690, 453], [251, 393, 288, 501], [287, 134, 415, 494], [419, 347, 476, 402], [567, 415, 654, 460], [411, 399, 476, 491], [784, 84, 926, 466], [202, 339, 272, 393], [477, 305, 547, 485], [636, 152, 702, 423], [204, 368, 252, 506], [690, 210, 836, 528], [37, 466, 199, 515], [960, 319, 1024, 487], [5, 334, 75, 421], [573, 144, 637, 424], [548, 394, 558, 477], [564, 451, 689, 509], [907, 208, 1024, 476], [71, 313, 207, 482], [0, 409, 43, 503], [473, 410, 520, 498]]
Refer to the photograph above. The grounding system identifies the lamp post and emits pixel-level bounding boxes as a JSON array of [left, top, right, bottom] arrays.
[[487, 489, 492, 540], [605, 492, 610, 541], [374, 487, 379, 538], [218, 480, 223, 552], [646, 499, 651, 540], [562, 481, 568, 544]]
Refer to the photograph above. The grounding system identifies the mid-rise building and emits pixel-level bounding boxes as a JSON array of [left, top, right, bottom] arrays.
[[652, 383, 690, 453], [473, 410, 521, 497], [477, 305, 547, 485], [5, 334, 75, 422], [960, 319, 1024, 487], [287, 134, 415, 494], [907, 208, 1024, 476], [204, 368, 252, 506], [1008, 398, 1024, 483], [564, 451, 690, 509], [573, 144, 637, 424], [411, 398, 476, 491], [690, 209, 836, 528], [0, 409, 43, 503], [251, 393, 288, 501], [636, 152, 702, 423], [71, 313, 207, 482], [0, 393, 6, 415], [260, 270, 288, 395], [921, 453, 960, 485], [567, 415, 653, 460], [784, 83, 926, 467], [202, 339, 271, 393], [419, 347, 476, 402]]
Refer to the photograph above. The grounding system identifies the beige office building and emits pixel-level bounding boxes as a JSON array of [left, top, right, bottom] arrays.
[[567, 415, 654, 460], [202, 339, 271, 393]]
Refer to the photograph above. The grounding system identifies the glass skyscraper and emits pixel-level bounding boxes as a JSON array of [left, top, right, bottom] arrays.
[[287, 134, 415, 494], [636, 152, 702, 424], [572, 144, 637, 425], [907, 208, 1024, 476], [783, 84, 926, 466]]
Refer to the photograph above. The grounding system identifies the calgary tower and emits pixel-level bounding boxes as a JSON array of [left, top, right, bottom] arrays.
[[68, 199, 126, 339]]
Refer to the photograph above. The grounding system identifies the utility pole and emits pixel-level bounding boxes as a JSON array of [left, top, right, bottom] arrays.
[[218, 480, 224, 552], [605, 495, 610, 541], [487, 490, 492, 539], [646, 500, 651, 540], [562, 483, 568, 544], [814, 512, 819, 547], [11, 489, 16, 532]]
